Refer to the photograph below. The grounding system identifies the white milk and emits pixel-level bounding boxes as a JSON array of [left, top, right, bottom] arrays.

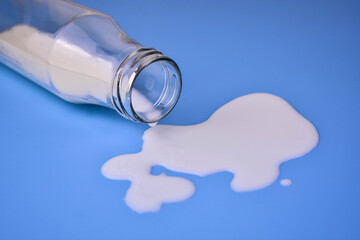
[[148, 122, 158, 127], [0, 24, 54, 86], [131, 89, 161, 123], [280, 179, 292, 187], [0, 24, 168, 114], [102, 93, 319, 213], [0, 24, 113, 104], [0, 24, 167, 118]]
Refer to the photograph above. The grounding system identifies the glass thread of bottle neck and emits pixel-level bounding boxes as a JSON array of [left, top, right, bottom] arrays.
[[111, 48, 182, 123]]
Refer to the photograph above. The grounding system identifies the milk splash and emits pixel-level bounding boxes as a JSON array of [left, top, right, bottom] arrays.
[[102, 93, 319, 213]]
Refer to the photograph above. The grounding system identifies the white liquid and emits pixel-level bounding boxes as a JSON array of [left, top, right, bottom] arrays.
[[0, 24, 162, 114], [148, 122, 158, 128], [280, 179, 292, 187], [131, 89, 162, 122], [102, 93, 319, 213], [0, 24, 113, 105]]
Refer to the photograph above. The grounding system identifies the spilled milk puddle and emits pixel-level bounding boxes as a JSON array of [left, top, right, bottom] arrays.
[[102, 93, 319, 213]]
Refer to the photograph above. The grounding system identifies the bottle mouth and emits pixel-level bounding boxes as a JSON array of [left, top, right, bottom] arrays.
[[112, 48, 182, 123]]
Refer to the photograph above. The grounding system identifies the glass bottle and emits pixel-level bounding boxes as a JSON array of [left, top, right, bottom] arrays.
[[0, 0, 182, 124]]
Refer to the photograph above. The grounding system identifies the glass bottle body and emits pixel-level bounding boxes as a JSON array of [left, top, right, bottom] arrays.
[[0, 0, 182, 123]]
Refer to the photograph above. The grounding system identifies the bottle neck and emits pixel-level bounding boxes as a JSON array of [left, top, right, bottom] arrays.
[[111, 48, 182, 123]]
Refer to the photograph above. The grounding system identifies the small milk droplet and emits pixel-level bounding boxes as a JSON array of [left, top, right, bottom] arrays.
[[148, 122, 158, 127], [280, 179, 292, 187]]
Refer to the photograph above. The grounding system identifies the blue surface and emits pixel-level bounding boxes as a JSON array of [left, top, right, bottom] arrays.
[[1, 0, 360, 239]]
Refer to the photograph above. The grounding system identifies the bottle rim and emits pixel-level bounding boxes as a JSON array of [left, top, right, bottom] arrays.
[[111, 48, 182, 123]]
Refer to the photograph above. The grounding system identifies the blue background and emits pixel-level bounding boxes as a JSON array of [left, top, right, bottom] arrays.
[[1, 0, 359, 239]]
